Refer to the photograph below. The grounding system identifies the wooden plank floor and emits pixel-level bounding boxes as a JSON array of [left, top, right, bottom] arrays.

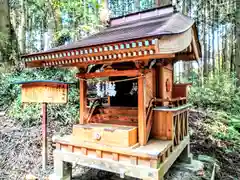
[[54, 135, 172, 158], [132, 139, 172, 155]]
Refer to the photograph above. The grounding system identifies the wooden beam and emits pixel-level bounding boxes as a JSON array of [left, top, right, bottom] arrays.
[[138, 75, 147, 145], [175, 53, 195, 61], [192, 34, 200, 60], [77, 69, 146, 79], [79, 79, 87, 124], [53, 150, 160, 179]]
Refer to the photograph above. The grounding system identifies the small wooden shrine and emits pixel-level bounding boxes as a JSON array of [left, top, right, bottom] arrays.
[[22, 5, 201, 180]]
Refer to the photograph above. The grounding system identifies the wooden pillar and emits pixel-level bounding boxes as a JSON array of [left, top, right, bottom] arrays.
[[80, 79, 87, 124], [42, 103, 47, 170], [138, 75, 147, 146]]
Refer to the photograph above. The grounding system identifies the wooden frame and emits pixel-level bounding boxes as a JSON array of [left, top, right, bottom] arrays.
[[21, 82, 68, 104], [138, 75, 147, 145], [77, 69, 147, 79], [53, 135, 190, 180]]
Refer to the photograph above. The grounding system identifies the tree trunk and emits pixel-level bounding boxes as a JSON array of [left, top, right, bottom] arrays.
[[40, 19, 45, 51], [47, 0, 62, 46], [230, 2, 235, 73], [156, 0, 171, 7], [182, 0, 192, 79], [207, 1, 211, 74], [19, 0, 26, 54], [0, 0, 18, 65], [203, 1, 208, 77], [0, 0, 10, 61], [134, 0, 140, 11], [216, 0, 221, 72], [235, 0, 240, 86], [28, 14, 33, 52], [221, 24, 226, 70], [212, 0, 215, 75], [11, 9, 17, 34], [182, 0, 187, 79]]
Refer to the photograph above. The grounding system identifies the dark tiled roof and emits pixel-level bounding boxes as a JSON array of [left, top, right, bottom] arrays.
[[22, 6, 194, 57]]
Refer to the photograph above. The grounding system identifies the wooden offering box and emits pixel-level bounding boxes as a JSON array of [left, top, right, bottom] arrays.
[[72, 123, 138, 147]]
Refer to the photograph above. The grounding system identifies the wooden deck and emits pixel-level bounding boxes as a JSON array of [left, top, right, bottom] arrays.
[[53, 136, 190, 180], [53, 135, 172, 159]]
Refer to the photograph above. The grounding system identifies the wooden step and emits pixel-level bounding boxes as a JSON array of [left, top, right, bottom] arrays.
[[72, 123, 138, 147]]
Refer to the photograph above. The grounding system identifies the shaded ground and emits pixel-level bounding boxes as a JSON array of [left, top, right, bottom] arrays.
[[189, 110, 240, 180], [0, 110, 239, 179]]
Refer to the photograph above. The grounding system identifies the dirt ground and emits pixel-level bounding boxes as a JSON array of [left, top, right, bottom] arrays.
[[0, 110, 239, 180], [189, 110, 240, 180]]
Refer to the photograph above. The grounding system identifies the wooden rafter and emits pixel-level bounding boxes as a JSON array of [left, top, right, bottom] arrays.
[[25, 53, 175, 68], [23, 38, 155, 65]]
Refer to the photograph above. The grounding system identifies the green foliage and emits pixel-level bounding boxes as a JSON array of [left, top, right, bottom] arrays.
[[189, 72, 239, 112], [54, 0, 102, 43], [189, 72, 240, 149], [0, 32, 8, 49], [207, 115, 240, 150], [214, 125, 240, 142], [0, 68, 79, 126]]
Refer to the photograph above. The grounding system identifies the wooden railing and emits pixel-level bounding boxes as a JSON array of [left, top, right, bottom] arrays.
[[146, 98, 156, 141], [173, 109, 188, 146], [151, 103, 190, 142]]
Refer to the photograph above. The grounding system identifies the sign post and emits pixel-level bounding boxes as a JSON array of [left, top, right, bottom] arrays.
[[14, 80, 72, 170], [42, 103, 47, 170]]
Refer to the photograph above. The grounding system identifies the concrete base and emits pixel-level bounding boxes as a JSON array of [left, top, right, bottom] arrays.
[[173, 160, 204, 172], [178, 144, 192, 164]]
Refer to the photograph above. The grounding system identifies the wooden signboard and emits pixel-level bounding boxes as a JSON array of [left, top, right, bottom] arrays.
[[14, 80, 72, 170], [21, 83, 68, 104]]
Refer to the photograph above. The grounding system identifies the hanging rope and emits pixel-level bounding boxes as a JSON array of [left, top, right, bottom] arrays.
[[78, 75, 144, 83]]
